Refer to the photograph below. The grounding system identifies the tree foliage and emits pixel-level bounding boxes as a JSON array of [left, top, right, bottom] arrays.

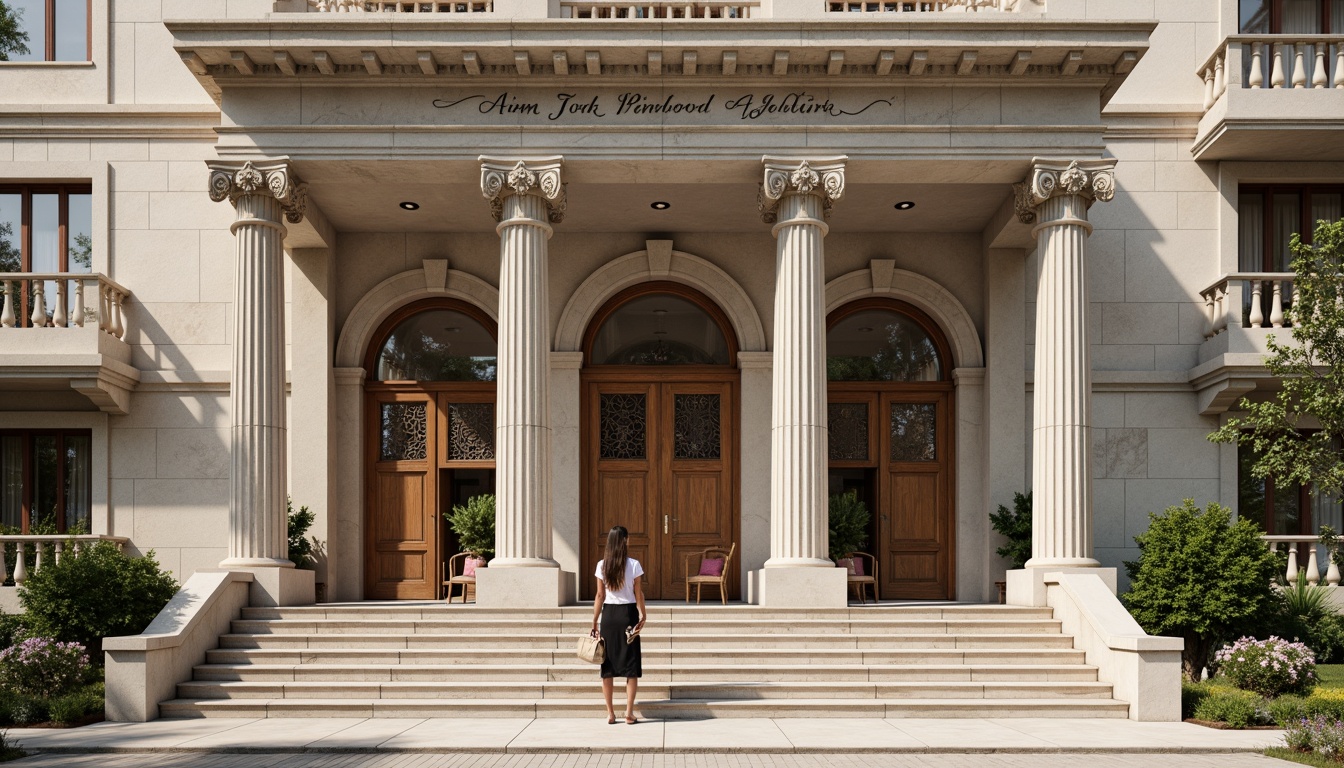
[[989, 491, 1032, 570], [18, 542, 178, 657], [287, 497, 315, 569], [0, 221, 19, 272], [827, 491, 871, 561], [445, 494, 495, 560], [0, 1, 29, 62], [1123, 499, 1282, 682], [1210, 219, 1344, 496]]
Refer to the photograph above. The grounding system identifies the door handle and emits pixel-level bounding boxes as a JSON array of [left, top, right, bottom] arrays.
[[664, 514, 668, 534]]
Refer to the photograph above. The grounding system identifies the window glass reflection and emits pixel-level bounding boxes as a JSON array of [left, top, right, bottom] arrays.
[[68, 193, 92, 272], [376, 309, 497, 382], [8, 0, 43, 62], [0, 194, 19, 273], [590, 294, 730, 366], [53, 0, 86, 61], [828, 309, 942, 382]]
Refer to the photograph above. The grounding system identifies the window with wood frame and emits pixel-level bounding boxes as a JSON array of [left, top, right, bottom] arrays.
[[1239, 185, 1344, 273], [0, 430, 92, 535], [1241, 0, 1344, 33], [6, 0, 90, 62], [0, 185, 93, 327]]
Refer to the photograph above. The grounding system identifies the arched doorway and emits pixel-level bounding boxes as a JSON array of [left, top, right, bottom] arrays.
[[580, 282, 740, 600], [826, 299, 955, 600], [364, 298, 497, 600]]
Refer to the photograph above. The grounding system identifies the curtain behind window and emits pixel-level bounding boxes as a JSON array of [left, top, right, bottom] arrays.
[[63, 435, 90, 533], [0, 437, 20, 532]]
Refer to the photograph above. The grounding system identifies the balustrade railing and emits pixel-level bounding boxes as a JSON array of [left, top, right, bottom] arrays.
[[1, 535, 130, 587], [307, 0, 494, 11], [1265, 535, 1342, 587], [1200, 272, 1295, 338], [1200, 35, 1344, 110], [0, 273, 129, 341], [560, 0, 756, 17], [827, 0, 1017, 12]]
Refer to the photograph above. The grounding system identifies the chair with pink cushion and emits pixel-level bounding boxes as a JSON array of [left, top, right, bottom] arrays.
[[846, 551, 879, 604], [443, 552, 480, 603], [683, 542, 736, 604]]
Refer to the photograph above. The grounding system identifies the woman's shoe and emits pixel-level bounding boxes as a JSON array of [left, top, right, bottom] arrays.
[[607, 716, 617, 725], [624, 714, 638, 725]]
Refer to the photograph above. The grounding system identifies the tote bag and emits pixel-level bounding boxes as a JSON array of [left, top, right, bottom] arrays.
[[576, 632, 605, 664]]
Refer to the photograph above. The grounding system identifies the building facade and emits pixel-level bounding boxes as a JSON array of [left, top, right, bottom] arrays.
[[0, 0, 1339, 610]]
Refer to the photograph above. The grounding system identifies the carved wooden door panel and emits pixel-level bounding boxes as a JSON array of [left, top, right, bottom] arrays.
[[585, 383, 660, 598], [879, 391, 953, 599], [366, 393, 438, 600], [660, 382, 735, 600]]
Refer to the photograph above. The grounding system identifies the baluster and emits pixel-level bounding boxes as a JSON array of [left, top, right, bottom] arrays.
[[1272, 43, 1286, 87], [112, 290, 124, 339], [97, 280, 109, 332], [1308, 546, 1322, 584], [1271, 280, 1285, 328], [1293, 43, 1308, 88], [1216, 285, 1228, 334], [73, 278, 85, 327], [30, 280, 46, 327], [1213, 55, 1225, 100], [1249, 42, 1264, 87], [1, 280, 13, 328], [1203, 67, 1215, 110], [1329, 554, 1341, 587], [1, 542, 8, 585], [1249, 280, 1265, 327], [54, 541, 63, 565], [12, 542, 25, 585], [1336, 43, 1344, 88], [1287, 545, 1300, 585], [1203, 290, 1215, 338], [33, 541, 44, 575], [1314, 45, 1329, 88], [53, 279, 67, 327]]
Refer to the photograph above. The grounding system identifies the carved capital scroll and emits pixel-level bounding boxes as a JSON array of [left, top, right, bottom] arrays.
[[479, 156, 566, 224], [1014, 158, 1117, 225], [759, 156, 847, 224], [207, 160, 307, 224]]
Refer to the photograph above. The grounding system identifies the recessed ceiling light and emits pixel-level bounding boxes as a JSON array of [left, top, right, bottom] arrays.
[[653, 309, 668, 316], [858, 327, 874, 333], [400, 201, 420, 211], [650, 201, 671, 210], [894, 201, 916, 211]]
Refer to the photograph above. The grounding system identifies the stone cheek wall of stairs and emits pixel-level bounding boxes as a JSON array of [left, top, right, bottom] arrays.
[[161, 604, 1131, 719]]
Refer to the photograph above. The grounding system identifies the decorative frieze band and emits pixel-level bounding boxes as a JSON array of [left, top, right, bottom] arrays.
[[480, 156, 567, 223], [1013, 159, 1117, 225], [207, 160, 307, 224], [758, 157, 847, 224]]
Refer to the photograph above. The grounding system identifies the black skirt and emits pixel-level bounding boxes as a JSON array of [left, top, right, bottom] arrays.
[[599, 602, 642, 679]]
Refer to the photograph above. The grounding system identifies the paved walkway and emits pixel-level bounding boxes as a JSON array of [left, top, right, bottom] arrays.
[[6, 717, 1284, 755]]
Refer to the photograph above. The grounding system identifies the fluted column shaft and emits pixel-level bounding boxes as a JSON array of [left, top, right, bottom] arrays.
[[760, 157, 845, 568], [480, 157, 565, 568], [1017, 159, 1115, 569], [208, 161, 308, 568]]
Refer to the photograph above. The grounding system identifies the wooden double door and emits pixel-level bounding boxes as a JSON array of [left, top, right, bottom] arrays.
[[828, 385, 955, 600], [365, 385, 495, 600], [581, 374, 738, 600]]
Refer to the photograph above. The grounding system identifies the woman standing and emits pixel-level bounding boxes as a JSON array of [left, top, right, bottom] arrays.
[[591, 525, 646, 724]]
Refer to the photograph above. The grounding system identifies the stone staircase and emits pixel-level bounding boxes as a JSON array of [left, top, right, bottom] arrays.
[[158, 602, 1132, 719]]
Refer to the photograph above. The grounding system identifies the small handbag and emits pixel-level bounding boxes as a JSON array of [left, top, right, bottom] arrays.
[[576, 631, 605, 665]]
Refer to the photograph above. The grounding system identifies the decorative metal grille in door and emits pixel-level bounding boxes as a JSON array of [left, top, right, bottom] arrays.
[[379, 403, 427, 461], [828, 402, 869, 461], [599, 393, 647, 460], [446, 402, 494, 460], [673, 394, 720, 460]]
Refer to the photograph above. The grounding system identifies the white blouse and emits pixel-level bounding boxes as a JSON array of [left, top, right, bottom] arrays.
[[595, 558, 645, 605]]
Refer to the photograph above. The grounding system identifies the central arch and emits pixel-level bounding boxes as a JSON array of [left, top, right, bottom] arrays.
[[579, 281, 741, 601]]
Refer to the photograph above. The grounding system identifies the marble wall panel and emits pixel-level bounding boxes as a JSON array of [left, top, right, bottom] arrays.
[[1092, 345, 1155, 371], [1094, 478, 1128, 550], [112, 229, 201, 303], [110, 428, 157, 480], [1147, 429, 1220, 479], [1101, 303, 1179, 346], [156, 428, 230, 480], [1124, 229, 1216, 304], [1095, 428, 1149, 479], [112, 162, 168, 192]]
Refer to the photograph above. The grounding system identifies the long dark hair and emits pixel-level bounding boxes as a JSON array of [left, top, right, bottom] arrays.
[[602, 526, 629, 591]]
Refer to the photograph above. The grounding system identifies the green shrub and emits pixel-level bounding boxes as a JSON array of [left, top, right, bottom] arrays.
[[0, 690, 47, 727], [0, 638, 89, 699], [287, 497, 316, 569], [1272, 577, 1344, 664], [827, 491, 870, 561], [1270, 694, 1344, 727], [19, 541, 178, 656], [0, 614, 26, 650], [1123, 499, 1282, 681], [445, 494, 495, 560], [47, 683, 103, 725], [1182, 680, 1212, 720], [989, 491, 1032, 570], [1192, 688, 1267, 728], [1215, 636, 1317, 698]]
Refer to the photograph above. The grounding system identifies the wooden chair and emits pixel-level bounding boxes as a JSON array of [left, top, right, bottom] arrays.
[[684, 543, 736, 604], [443, 552, 477, 603], [847, 552, 879, 604]]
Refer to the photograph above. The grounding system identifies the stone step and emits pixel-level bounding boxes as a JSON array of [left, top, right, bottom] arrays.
[[238, 605, 1056, 621], [205, 646, 1091, 666], [176, 679, 1115, 701], [216, 632, 1079, 650], [158, 696, 1131, 719], [227, 618, 1064, 636], [192, 663, 1100, 683]]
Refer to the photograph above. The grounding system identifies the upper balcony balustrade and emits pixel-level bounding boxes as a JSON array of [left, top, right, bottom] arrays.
[[0, 273, 137, 415], [301, 0, 1034, 18], [1193, 272, 1301, 416], [1194, 34, 1344, 161]]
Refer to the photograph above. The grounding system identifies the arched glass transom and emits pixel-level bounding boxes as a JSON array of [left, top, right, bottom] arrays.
[[589, 293, 731, 366], [827, 308, 944, 382], [374, 308, 497, 381]]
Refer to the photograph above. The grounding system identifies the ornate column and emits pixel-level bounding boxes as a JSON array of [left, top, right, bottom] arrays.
[[476, 156, 572, 606], [1015, 159, 1116, 570], [753, 156, 849, 607], [208, 159, 314, 606]]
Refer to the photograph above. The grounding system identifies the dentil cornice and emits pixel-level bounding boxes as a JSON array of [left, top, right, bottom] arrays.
[[207, 160, 307, 224], [1013, 158, 1117, 225], [758, 156, 847, 224], [479, 156, 567, 224]]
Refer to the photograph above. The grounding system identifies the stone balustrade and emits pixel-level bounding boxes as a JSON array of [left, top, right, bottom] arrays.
[[1200, 272, 1295, 338], [561, 0, 756, 18], [1201, 35, 1344, 110], [1265, 535, 1341, 587], [0, 273, 130, 340], [1, 535, 130, 587], [306, 0, 1013, 15], [307, 0, 494, 12], [827, 0, 1017, 13]]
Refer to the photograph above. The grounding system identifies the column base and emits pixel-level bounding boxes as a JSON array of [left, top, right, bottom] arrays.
[[748, 566, 848, 607], [231, 565, 315, 607], [476, 566, 576, 607], [1006, 566, 1116, 607]]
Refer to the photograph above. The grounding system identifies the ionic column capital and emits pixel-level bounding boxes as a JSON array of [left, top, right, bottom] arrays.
[[759, 156, 847, 224], [1013, 158, 1117, 225], [479, 156, 566, 224], [207, 160, 307, 224]]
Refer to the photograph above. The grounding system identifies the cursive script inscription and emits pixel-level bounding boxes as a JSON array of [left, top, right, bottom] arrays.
[[432, 90, 896, 124], [723, 93, 893, 120]]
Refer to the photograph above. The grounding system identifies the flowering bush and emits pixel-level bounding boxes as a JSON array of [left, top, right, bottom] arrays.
[[1215, 636, 1317, 698], [0, 637, 90, 699], [1285, 716, 1344, 760]]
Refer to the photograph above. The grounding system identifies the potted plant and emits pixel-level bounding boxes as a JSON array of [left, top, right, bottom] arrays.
[[1319, 524, 1341, 586], [828, 491, 871, 574], [446, 494, 496, 576], [989, 491, 1032, 603]]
